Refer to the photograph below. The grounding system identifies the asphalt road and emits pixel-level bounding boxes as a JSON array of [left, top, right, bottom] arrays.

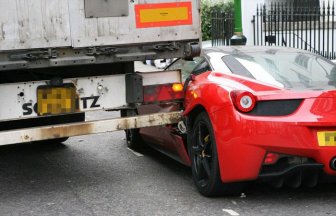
[[0, 63, 336, 216], [0, 111, 336, 216]]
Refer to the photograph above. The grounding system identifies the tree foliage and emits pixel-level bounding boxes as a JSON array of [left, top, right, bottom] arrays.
[[201, 0, 234, 41]]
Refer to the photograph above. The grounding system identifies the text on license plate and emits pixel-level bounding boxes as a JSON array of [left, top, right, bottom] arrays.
[[317, 131, 336, 146], [37, 85, 78, 116]]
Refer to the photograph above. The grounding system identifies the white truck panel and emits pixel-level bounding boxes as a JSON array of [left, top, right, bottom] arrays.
[[0, 69, 182, 122], [69, 0, 200, 48], [0, 0, 200, 50], [0, 75, 126, 121], [0, 0, 71, 50]]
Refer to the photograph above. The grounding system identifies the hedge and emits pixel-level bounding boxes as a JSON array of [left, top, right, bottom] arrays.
[[201, 0, 234, 41]]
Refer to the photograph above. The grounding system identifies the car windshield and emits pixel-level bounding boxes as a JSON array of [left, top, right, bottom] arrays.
[[222, 51, 336, 90]]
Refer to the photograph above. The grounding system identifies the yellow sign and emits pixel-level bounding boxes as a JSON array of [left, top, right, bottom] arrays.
[[140, 7, 189, 23], [135, 2, 192, 28]]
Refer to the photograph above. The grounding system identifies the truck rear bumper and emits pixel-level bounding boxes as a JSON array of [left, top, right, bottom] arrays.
[[0, 111, 181, 145]]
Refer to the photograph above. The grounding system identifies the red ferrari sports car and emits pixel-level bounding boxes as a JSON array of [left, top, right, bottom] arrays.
[[126, 46, 336, 196]]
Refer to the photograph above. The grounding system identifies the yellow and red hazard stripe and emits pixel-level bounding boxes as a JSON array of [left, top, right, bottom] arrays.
[[135, 2, 192, 28]]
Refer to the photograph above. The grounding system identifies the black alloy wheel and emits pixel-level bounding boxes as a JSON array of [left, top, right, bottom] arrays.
[[190, 112, 244, 196]]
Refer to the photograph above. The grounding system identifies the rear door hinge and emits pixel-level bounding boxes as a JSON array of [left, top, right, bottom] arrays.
[[86, 47, 120, 56], [9, 49, 57, 61], [143, 42, 181, 51]]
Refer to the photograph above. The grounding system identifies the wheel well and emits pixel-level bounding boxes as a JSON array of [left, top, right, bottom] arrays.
[[186, 105, 207, 129], [185, 105, 207, 156]]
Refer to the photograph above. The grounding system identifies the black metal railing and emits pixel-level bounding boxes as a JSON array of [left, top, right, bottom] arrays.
[[211, 11, 234, 46], [253, 0, 336, 60]]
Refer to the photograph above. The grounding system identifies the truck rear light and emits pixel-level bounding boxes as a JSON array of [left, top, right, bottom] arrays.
[[230, 90, 256, 113], [143, 83, 184, 103], [172, 83, 183, 92], [263, 152, 280, 165]]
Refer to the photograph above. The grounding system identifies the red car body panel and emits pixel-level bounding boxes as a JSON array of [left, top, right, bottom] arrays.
[[183, 71, 336, 183], [138, 47, 336, 185], [138, 104, 191, 166]]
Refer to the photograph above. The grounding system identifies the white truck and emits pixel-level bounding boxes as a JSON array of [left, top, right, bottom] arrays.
[[0, 0, 201, 145]]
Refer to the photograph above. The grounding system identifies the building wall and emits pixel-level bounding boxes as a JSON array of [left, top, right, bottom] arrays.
[[242, 0, 264, 45], [242, 0, 325, 45]]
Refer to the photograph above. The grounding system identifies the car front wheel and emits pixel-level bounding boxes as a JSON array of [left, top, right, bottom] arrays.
[[190, 112, 244, 196]]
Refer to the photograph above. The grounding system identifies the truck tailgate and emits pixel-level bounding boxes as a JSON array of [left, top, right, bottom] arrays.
[[0, 0, 200, 51], [0, 0, 71, 50]]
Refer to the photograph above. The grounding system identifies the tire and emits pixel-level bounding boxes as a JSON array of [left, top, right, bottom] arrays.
[[125, 128, 143, 150], [33, 113, 85, 145], [43, 137, 69, 144], [121, 109, 144, 150], [34, 136, 69, 145], [189, 112, 244, 196]]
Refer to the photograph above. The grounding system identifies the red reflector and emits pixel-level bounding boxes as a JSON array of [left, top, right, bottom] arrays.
[[230, 90, 256, 113], [264, 153, 280, 165], [143, 84, 184, 103]]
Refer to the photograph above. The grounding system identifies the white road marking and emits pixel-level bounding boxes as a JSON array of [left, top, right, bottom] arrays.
[[240, 193, 247, 198], [127, 148, 144, 157], [222, 209, 240, 216]]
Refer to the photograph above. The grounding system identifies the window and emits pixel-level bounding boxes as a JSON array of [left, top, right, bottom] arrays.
[[265, 0, 320, 22], [224, 51, 336, 90], [192, 60, 211, 75], [222, 55, 255, 79], [266, 0, 320, 10], [165, 57, 204, 81]]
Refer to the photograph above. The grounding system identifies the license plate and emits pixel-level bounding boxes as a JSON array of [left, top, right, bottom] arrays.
[[37, 85, 78, 116], [317, 131, 336, 146]]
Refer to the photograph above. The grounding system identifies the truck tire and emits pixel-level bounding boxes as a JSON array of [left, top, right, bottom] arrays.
[[125, 128, 143, 150], [121, 109, 144, 150], [189, 112, 244, 196], [43, 137, 69, 144], [34, 113, 85, 145]]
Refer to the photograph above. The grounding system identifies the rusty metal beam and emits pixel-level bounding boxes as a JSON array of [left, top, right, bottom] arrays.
[[0, 111, 182, 145]]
